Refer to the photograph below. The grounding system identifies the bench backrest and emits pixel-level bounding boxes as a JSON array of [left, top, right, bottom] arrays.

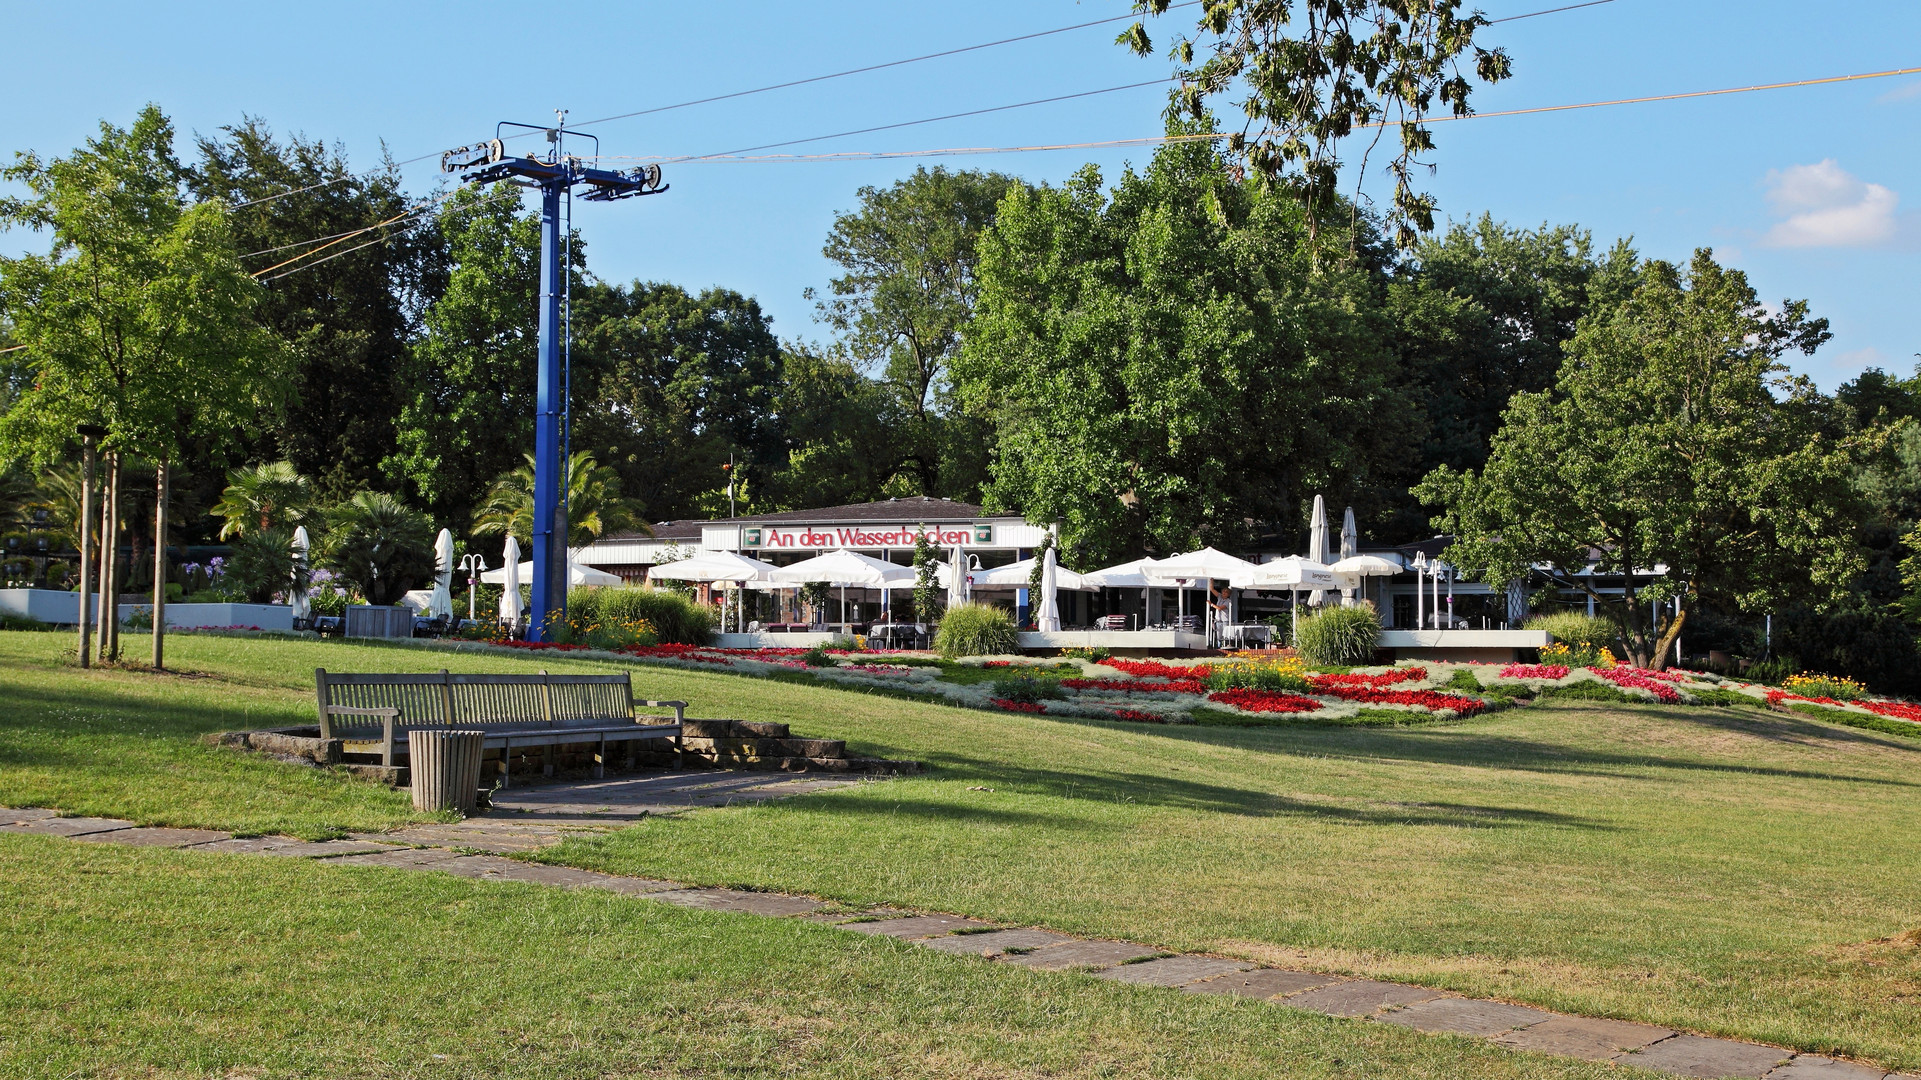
[[315, 668, 637, 731]]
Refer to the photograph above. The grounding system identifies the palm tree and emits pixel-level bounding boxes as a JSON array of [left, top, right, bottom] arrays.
[[211, 462, 313, 540], [318, 491, 435, 606], [473, 451, 647, 547]]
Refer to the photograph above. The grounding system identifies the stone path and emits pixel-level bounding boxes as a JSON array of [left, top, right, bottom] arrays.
[[2, 794, 1906, 1080]]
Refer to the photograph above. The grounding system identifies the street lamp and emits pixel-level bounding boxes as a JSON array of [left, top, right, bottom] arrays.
[[457, 553, 488, 624]]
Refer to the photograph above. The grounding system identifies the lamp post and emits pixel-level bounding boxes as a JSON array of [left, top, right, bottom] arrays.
[[457, 553, 488, 624]]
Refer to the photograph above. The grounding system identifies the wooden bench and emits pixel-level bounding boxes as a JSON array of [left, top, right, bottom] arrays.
[[314, 668, 685, 786]]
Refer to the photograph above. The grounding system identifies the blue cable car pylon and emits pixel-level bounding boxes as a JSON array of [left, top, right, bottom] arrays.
[[441, 119, 667, 642]]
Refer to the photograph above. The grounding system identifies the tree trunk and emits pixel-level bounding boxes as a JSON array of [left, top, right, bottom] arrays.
[[101, 453, 122, 662], [152, 460, 169, 670], [1651, 595, 1689, 671], [77, 437, 94, 669]]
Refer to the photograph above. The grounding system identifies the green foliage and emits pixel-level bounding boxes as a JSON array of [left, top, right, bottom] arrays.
[[385, 187, 558, 527], [1526, 612, 1621, 666], [1534, 680, 1635, 704], [1772, 609, 1921, 696], [800, 645, 838, 668], [934, 602, 1019, 659], [956, 138, 1412, 564], [811, 166, 1023, 499], [471, 450, 643, 548], [212, 462, 314, 540], [1422, 250, 1855, 667], [223, 526, 297, 605], [988, 673, 1064, 704], [1122, 2, 1510, 247], [1062, 646, 1112, 663], [572, 281, 786, 521], [0, 612, 50, 632], [1444, 668, 1484, 692], [912, 527, 940, 623], [1686, 688, 1766, 708], [1743, 657, 1795, 686], [0, 105, 288, 472], [549, 604, 660, 652], [1292, 606, 1382, 667], [1205, 661, 1311, 693], [569, 587, 714, 646], [316, 491, 434, 607]]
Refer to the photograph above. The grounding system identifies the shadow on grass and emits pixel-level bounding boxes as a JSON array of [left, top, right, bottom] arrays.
[[0, 680, 307, 742]]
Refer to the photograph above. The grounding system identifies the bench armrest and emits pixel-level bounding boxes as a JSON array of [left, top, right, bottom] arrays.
[[635, 699, 686, 725], [319, 705, 400, 743]]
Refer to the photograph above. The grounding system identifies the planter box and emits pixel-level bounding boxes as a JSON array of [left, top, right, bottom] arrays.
[[1377, 629, 1551, 664], [0, 588, 81, 626], [345, 605, 413, 639], [116, 602, 295, 632]]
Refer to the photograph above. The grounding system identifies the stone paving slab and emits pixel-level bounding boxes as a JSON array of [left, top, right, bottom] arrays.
[[327, 847, 468, 870], [1375, 996, 1554, 1037], [1494, 1015, 1675, 1061], [1001, 939, 1164, 971], [357, 824, 604, 853], [647, 888, 827, 917], [74, 827, 230, 848], [1764, 1056, 1892, 1079], [0, 816, 135, 837], [1282, 979, 1448, 1018], [1616, 1035, 1792, 1079], [236, 838, 402, 858], [1096, 955, 1252, 987], [918, 928, 1076, 956], [1183, 967, 1345, 999], [577, 875, 684, 897], [840, 914, 997, 939], [0, 807, 58, 824]]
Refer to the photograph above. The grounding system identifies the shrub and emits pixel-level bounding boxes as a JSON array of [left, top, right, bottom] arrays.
[[550, 607, 659, 652], [1535, 679, 1634, 703], [1292, 606, 1381, 667], [1062, 646, 1112, 663], [800, 645, 838, 668], [935, 602, 1019, 658], [224, 526, 298, 604], [318, 491, 435, 606], [989, 673, 1064, 703], [1444, 668, 1483, 692], [570, 587, 714, 645], [1526, 613, 1622, 667], [1781, 673, 1866, 701], [1772, 609, 1921, 696]]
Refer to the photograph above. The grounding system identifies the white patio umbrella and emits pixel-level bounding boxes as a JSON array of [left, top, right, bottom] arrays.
[[1307, 495, 1331, 606], [1142, 547, 1260, 639], [429, 528, 455, 619], [1330, 553, 1401, 614], [1233, 555, 1339, 643], [289, 526, 312, 622], [482, 556, 620, 587], [967, 557, 1096, 591], [1085, 557, 1161, 630], [498, 536, 523, 627], [1035, 545, 1061, 632], [769, 548, 915, 629], [646, 550, 778, 584]]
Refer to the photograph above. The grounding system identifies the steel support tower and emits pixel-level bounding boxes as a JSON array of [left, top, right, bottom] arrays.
[[441, 124, 666, 641]]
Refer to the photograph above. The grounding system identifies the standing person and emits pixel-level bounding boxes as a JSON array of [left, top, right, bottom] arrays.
[[1208, 581, 1232, 647]]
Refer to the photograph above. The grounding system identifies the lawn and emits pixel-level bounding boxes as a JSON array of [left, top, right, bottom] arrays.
[[3, 629, 1918, 1071], [0, 835, 1638, 1080]]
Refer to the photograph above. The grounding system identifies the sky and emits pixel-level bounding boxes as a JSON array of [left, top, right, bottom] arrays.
[[3, 0, 1917, 390]]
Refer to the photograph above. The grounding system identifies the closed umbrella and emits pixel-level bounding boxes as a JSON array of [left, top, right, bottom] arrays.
[[1339, 507, 1359, 604], [946, 546, 969, 610], [1036, 544, 1061, 632], [1307, 496, 1330, 606], [289, 526, 312, 622], [429, 528, 455, 619], [498, 536, 523, 628]]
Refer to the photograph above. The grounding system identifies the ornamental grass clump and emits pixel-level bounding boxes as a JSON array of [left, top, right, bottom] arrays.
[[572, 586, 715, 645], [935, 602, 1019, 658], [1293, 606, 1381, 667]]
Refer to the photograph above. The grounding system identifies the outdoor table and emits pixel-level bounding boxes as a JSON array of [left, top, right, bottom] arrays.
[[1222, 623, 1273, 648]]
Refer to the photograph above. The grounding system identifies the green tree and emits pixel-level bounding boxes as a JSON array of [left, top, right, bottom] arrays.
[[318, 490, 435, 606], [572, 281, 784, 521], [764, 344, 891, 510], [189, 119, 436, 501], [809, 166, 1025, 500], [385, 186, 572, 529], [211, 461, 314, 539], [912, 526, 940, 622], [0, 105, 286, 663], [471, 450, 645, 548], [1122, 0, 1512, 247], [955, 136, 1411, 566], [1416, 249, 1854, 667]]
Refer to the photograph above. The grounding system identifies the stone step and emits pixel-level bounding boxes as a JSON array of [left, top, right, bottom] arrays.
[[681, 718, 791, 739], [680, 735, 847, 758]]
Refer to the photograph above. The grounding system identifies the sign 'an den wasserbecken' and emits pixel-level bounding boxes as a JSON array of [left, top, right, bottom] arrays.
[[743, 524, 992, 550]]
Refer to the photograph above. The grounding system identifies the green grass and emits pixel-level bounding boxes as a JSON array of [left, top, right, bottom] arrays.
[[0, 836, 1640, 1080], [4, 630, 1920, 1070]]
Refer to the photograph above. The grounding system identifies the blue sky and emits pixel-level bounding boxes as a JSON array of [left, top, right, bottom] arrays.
[[4, 0, 1916, 389]]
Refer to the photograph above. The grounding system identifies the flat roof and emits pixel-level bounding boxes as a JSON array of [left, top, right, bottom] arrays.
[[605, 497, 1022, 542]]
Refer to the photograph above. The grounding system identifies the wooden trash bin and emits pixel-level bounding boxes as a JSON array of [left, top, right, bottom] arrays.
[[407, 729, 486, 813]]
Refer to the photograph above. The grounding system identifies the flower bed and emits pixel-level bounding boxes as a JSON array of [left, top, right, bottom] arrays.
[[1500, 663, 1569, 680], [1312, 685, 1488, 716], [1106, 708, 1166, 723], [1105, 658, 1210, 680], [990, 698, 1046, 713], [1060, 676, 1209, 695], [1205, 689, 1323, 714], [1308, 667, 1427, 689], [1863, 699, 1921, 724], [1592, 666, 1682, 703]]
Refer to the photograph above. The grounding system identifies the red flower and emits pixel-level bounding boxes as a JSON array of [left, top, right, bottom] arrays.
[[1499, 663, 1569, 680], [990, 698, 1046, 713], [1107, 708, 1165, 723], [1863, 699, 1921, 723], [1592, 666, 1680, 702], [1308, 667, 1427, 689], [1206, 689, 1324, 714], [1107, 659, 1212, 679], [1061, 677, 1209, 695], [1310, 685, 1488, 716]]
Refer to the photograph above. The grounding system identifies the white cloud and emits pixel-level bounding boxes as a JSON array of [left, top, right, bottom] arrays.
[[1760, 160, 1900, 248], [1878, 79, 1921, 103]]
